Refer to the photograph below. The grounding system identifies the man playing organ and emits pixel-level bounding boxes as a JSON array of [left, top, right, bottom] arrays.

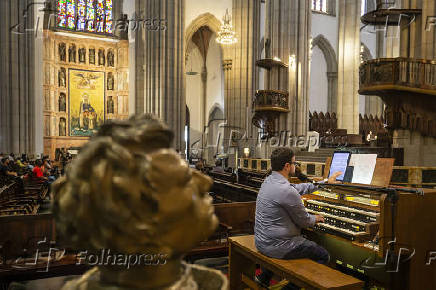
[[254, 147, 341, 289]]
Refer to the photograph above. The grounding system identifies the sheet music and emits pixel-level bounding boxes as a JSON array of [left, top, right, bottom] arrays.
[[350, 154, 377, 185]]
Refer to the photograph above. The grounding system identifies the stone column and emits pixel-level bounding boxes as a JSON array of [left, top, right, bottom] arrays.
[[327, 72, 338, 113], [222, 59, 233, 153], [337, 0, 361, 134], [200, 65, 207, 151], [399, 0, 436, 59], [392, 0, 436, 166], [143, 0, 185, 150], [225, 0, 261, 140], [200, 66, 207, 131], [265, 0, 311, 137], [0, 0, 41, 155], [134, 0, 145, 114]]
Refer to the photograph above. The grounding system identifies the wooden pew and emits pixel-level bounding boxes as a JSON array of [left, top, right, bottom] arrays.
[[0, 213, 55, 263], [229, 235, 364, 290], [187, 202, 256, 261], [0, 176, 49, 216]]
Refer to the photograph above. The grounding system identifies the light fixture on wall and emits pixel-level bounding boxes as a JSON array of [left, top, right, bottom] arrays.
[[243, 147, 250, 157], [216, 9, 238, 45]]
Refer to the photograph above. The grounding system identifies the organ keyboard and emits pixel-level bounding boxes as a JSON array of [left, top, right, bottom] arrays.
[[302, 183, 436, 290]]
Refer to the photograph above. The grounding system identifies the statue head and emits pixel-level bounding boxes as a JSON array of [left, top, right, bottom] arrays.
[[52, 114, 218, 287]]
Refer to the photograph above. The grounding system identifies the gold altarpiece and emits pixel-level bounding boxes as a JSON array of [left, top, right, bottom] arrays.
[[43, 30, 129, 158]]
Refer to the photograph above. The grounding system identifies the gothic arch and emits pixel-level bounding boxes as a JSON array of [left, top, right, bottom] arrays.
[[312, 34, 338, 113], [208, 103, 225, 124], [185, 13, 221, 48]]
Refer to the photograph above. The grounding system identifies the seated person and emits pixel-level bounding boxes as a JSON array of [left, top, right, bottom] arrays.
[[1, 157, 25, 193], [32, 159, 46, 179], [0, 157, 18, 177], [254, 147, 341, 289]]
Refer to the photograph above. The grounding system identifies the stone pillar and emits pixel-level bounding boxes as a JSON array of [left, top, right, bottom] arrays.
[[399, 0, 436, 59], [337, 0, 361, 134], [0, 0, 41, 155], [143, 0, 185, 150], [265, 0, 311, 137], [134, 0, 145, 114], [222, 59, 233, 153], [225, 0, 261, 140], [327, 72, 338, 113], [200, 66, 207, 131], [200, 65, 207, 152], [392, 0, 436, 166]]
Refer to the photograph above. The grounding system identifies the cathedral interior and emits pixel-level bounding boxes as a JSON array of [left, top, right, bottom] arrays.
[[0, 0, 435, 289]]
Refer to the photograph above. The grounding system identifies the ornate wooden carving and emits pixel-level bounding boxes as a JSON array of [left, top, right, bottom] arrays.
[[359, 58, 436, 137]]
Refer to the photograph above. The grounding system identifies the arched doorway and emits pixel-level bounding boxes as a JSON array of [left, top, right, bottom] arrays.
[[185, 13, 225, 164]]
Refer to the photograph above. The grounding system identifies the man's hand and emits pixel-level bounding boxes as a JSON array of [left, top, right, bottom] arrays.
[[327, 171, 342, 184], [315, 214, 325, 223]]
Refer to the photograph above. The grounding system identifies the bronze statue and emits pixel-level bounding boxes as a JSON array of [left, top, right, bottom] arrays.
[[52, 115, 227, 290]]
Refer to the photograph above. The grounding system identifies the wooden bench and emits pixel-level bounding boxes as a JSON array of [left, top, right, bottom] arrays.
[[229, 235, 364, 290]]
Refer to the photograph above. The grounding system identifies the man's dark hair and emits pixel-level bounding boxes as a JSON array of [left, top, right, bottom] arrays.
[[271, 147, 294, 171], [215, 159, 222, 167]]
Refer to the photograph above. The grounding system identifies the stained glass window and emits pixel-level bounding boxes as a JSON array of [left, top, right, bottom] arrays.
[[77, 0, 86, 30], [57, 0, 67, 27], [66, 0, 76, 29], [312, 0, 328, 13], [96, 0, 105, 33], [86, 0, 95, 32], [57, 0, 113, 34], [105, 0, 113, 34]]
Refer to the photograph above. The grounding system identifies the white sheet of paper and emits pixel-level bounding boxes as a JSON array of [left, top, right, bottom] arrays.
[[350, 154, 377, 184]]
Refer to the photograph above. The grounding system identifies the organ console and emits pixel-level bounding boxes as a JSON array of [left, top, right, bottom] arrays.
[[211, 157, 436, 289], [300, 168, 436, 289]]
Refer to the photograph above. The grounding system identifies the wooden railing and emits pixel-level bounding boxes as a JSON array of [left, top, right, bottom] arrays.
[[253, 90, 289, 112], [359, 58, 436, 94]]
